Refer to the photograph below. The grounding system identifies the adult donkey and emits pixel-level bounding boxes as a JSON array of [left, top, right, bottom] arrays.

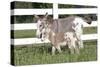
[[35, 13, 92, 54]]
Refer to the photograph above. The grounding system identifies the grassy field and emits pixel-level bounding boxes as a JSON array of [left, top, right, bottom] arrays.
[[12, 30, 36, 38], [12, 40, 97, 66], [12, 27, 97, 39], [11, 27, 97, 65]]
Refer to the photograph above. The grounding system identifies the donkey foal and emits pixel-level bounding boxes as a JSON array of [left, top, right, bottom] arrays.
[[64, 32, 79, 54], [39, 21, 79, 55]]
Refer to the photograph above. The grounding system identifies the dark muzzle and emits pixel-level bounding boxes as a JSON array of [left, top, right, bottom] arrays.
[[87, 21, 92, 24]]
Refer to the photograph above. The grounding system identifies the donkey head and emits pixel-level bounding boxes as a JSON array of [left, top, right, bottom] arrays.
[[84, 15, 92, 24], [34, 13, 48, 40]]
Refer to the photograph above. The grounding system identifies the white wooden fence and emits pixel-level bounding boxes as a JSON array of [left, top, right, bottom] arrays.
[[11, 1, 97, 45]]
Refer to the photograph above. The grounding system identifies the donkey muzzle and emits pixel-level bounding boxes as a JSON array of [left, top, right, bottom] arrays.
[[87, 21, 92, 24]]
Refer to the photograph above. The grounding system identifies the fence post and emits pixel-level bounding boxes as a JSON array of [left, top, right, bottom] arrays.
[[53, 3, 58, 19]]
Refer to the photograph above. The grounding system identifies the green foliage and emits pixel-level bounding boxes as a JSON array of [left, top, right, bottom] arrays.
[[14, 15, 53, 23], [13, 1, 96, 9], [32, 3, 52, 8], [58, 4, 97, 8], [14, 15, 34, 23], [14, 1, 52, 9], [15, 2, 33, 8]]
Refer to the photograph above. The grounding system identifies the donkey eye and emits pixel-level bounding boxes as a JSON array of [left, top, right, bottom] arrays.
[[40, 25, 42, 27]]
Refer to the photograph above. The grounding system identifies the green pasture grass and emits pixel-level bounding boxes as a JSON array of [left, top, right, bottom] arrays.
[[12, 40, 97, 66], [83, 27, 97, 34], [12, 30, 36, 38], [12, 27, 97, 38]]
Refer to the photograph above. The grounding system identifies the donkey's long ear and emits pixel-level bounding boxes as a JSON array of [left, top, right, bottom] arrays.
[[44, 12, 48, 18], [34, 14, 39, 19]]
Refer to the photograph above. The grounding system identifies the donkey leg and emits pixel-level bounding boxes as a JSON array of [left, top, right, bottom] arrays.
[[56, 45, 62, 53], [76, 30, 84, 48], [69, 46, 74, 54], [74, 41, 80, 54], [68, 41, 74, 54], [76, 34, 84, 49], [75, 46, 80, 54], [72, 39, 80, 54], [52, 46, 56, 55], [80, 40, 83, 48], [77, 39, 83, 49]]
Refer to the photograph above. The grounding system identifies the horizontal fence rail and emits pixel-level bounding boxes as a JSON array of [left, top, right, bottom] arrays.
[[12, 34, 97, 45], [11, 8, 97, 15], [11, 21, 97, 30], [11, 9, 52, 15]]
